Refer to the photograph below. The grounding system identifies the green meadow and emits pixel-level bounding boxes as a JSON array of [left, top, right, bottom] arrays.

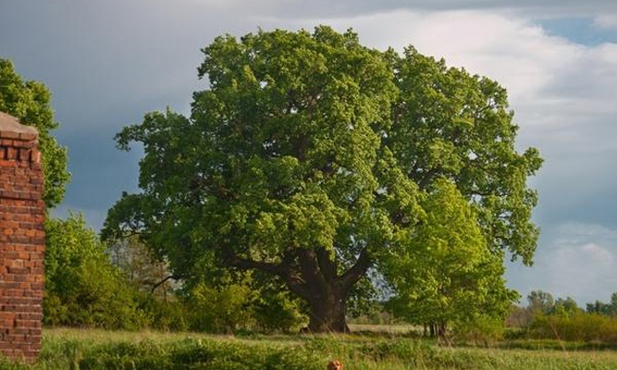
[[2, 327, 617, 370]]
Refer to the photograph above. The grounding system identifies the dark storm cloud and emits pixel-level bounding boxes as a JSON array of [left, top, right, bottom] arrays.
[[1, 0, 232, 228], [208, 0, 617, 19]]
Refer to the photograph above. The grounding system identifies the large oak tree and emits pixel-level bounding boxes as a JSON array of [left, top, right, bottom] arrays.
[[103, 26, 542, 332]]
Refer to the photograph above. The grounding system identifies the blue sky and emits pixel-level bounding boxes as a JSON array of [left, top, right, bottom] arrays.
[[540, 16, 617, 45], [1, 0, 616, 306]]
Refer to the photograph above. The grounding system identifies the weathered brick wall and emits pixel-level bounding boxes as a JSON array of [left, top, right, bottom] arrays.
[[0, 112, 45, 363]]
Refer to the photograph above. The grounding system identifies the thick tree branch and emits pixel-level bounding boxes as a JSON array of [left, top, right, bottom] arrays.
[[226, 253, 288, 277], [316, 247, 337, 283], [149, 275, 176, 295], [298, 249, 328, 292], [339, 248, 372, 292], [282, 272, 312, 301], [221, 244, 289, 277], [226, 247, 316, 301]]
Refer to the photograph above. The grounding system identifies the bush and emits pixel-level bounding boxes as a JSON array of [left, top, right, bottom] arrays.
[[187, 282, 257, 333], [44, 213, 147, 329], [137, 296, 190, 332], [529, 312, 617, 343], [452, 316, 505, 344], [253, 290, 307, 333], [182, 272, 307, 334]]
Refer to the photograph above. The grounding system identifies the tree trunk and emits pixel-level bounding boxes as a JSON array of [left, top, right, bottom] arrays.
[[438, 322, 447, 339], [227, 246, 371, 333], [306, 286, 349, 333]]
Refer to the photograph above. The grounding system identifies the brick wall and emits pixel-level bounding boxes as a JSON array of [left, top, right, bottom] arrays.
[[0, 112, 45, 363]]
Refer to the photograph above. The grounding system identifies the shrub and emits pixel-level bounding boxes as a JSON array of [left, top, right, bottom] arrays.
[[452, 315, 505, 344], [44, 213, 147, 329], [187, 282, 257, 333], [253, 290, 307, 333], [137, 295, 190, 332], [529, 312, 617, 343]]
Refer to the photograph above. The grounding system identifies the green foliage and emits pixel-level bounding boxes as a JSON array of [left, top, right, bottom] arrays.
[[529, 312, 617, 343], [44, 213, 146, 329], [388, 47, 542, 264], [183, 271, 306, 333], [586, 292, 617, 316], [525, 292, 581, 319], [527, 290, 556, 315], [252, 286, 307, 333], [46, 213, 306, 333], [0, 58, 70, 208], [187, 280, 257, 333], [103, 26, 542, 331], [60, 337, 324, 370], [505, 291, 617, 345], [552, 297, 582, 317], [384, 179, 518, 328], [136, 296, 190, 332], [452, 315, 506, 343]]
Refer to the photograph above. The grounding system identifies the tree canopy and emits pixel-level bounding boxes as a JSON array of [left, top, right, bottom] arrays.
[[0, 58, 70, 208], [384, 179, 518, 335], [103, 26, 542, 332]]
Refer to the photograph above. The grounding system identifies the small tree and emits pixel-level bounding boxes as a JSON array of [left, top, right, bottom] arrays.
[[384, 179, 517, 336], [610, 293, 617, 316], [586, 292, 617, 316], [527, 290, 555, 316], [587, 300, 611, 315], [552, 297, 581, 317], [107, 235, 176, 300], [0, 59, 69, 208]]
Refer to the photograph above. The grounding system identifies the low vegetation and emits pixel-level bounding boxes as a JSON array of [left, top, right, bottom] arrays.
[[2, 328, 617, 370]]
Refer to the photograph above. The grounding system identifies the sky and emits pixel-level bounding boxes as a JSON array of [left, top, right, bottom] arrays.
[[1, 0, 616, 306]]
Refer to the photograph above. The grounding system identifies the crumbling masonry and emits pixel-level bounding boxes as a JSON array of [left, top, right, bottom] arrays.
[[0, 112, 45, 362]]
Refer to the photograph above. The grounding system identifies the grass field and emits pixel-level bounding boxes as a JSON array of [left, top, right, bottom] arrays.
[[1, 327, 617, 369]]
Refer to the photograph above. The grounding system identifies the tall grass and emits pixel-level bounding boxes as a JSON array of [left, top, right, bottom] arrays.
[[1, 328, 617, 369]]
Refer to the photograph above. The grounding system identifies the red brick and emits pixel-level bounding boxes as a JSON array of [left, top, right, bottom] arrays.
[[0, 117, 43, 362]]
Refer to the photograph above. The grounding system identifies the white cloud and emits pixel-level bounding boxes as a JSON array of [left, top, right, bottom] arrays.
[[507, 222, 617, 304], [318, 10, 587, 108], [581, 243, 614, 264], [547, 240, 617, 300], [594, 14, 617, 29], [320, 10, 617, 196]]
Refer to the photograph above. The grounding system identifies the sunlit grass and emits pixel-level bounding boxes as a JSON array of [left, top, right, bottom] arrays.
[[1, 327, 616, 369]]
